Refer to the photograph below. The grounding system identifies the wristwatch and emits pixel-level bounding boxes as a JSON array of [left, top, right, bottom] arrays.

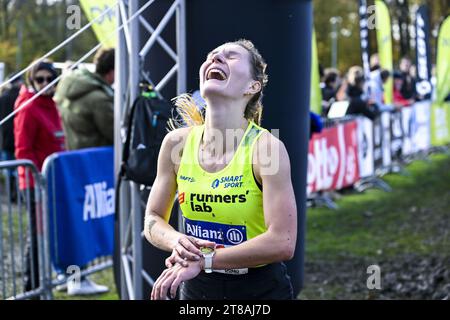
[[200, 247, 215, 273]]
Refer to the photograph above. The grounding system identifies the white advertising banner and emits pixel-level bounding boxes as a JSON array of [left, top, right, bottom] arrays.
[[357, 117, 374, 178], [390, 111, 404, 160], [401, 106, 414, 156], [381, 112, 392, 167], [412, 101, 431, 152]]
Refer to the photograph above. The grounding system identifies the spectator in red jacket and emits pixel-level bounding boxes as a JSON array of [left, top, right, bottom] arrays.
[[14, 60, 65, 188], [13, 59, 65, 295], [393, 71, 414, 108]]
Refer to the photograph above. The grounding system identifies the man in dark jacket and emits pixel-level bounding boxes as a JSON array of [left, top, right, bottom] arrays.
[[55, 48, 115, 150]]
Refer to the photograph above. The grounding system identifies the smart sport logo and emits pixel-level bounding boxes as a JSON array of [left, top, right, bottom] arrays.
[[211, 175, 244, 189]]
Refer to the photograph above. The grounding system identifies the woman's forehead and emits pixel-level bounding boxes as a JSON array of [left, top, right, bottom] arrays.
[[209, 43, 248, 56]]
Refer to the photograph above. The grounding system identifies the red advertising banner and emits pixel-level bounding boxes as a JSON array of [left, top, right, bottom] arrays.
[[307, 121, 360, 194]]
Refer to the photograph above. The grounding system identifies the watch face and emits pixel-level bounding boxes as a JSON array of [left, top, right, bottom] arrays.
[[200, 247, 214, 255]]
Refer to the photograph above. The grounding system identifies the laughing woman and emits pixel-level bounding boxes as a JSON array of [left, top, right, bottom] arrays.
[[144, 39, 297, 300]]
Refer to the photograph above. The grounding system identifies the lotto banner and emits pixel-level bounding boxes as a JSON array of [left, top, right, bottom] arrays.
[[80, 0, 117, 48], [307, 120, 360, 194]]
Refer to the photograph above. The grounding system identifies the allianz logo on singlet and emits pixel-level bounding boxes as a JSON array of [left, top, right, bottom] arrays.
[[179, 191, 249, 213], [184, 217, 247, 245], [211, 175, 244, 189]]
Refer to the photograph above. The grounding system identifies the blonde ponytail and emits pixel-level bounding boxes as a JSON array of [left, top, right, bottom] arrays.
[[168, 93, 205, 130]]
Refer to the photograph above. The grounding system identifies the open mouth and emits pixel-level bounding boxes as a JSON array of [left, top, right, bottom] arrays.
[[206, 68, 227, 81]]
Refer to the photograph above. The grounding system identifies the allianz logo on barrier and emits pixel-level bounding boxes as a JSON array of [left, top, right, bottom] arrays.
[[83, 181, 115, 222]]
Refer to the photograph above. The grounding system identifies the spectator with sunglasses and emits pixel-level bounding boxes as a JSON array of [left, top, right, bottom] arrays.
[[13, 59, 66, 295]]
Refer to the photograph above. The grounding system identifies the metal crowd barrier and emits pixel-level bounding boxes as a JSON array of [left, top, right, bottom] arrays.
[[321, 114, 359, 128], [41, 150, 114, 296], [1, 155, 114, 300], [0, 160, 51, 300]]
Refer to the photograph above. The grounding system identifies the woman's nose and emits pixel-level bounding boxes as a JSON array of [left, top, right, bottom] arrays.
[[212, 52, 225, 64]]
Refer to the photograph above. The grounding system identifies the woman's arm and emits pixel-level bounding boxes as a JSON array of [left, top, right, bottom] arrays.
[[211, 132, 297, 269], [144, 129, 181, 250], [144, 128, 215, 262], [335, 78, 348, 101]]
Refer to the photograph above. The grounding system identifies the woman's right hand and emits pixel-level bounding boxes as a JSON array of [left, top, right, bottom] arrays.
[[165, 235, 215, 268]]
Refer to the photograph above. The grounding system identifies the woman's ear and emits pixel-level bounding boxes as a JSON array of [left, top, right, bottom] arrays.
[[245, 81, 261, 96]]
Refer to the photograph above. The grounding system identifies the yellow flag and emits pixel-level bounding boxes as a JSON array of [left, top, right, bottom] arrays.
[[310, 29, 322, 114], [436, 16, 450, 104], [80, 0, 117, 48], [375, 0, 393, 105]]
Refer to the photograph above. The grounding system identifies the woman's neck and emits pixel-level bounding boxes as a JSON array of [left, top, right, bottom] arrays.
[[202, 99, 249, 155]]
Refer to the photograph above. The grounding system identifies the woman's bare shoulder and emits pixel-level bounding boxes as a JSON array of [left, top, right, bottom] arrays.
[[163, 126, 194, 148], [160, 126, 196, 171], [253, 130, 291, 177]]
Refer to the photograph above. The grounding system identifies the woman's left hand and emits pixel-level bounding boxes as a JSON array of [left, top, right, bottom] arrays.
[[150, 260, 203, 300]]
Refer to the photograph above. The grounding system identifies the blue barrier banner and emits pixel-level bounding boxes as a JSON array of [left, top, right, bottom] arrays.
[[46, 147, 114, 271]]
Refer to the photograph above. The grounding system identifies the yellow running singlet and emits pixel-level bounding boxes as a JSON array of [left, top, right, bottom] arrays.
[[177, 121, 267, 250]]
